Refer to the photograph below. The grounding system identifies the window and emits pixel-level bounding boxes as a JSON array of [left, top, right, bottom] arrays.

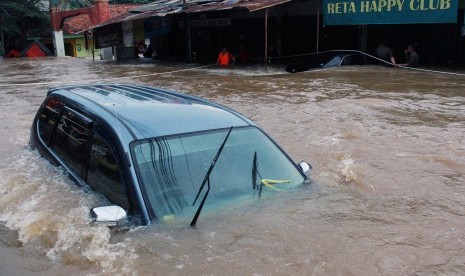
[[132, 127, 306, 219], [87, 133, 129, 210], [324, 56, 342, 67], [51, 108, 91, 178], [38, 97, 62, 144], [341, 55, 366, 66]]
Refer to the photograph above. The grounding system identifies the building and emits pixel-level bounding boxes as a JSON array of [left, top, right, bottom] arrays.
[[90, 0, 465, 66], [53, 4, 140, 58]]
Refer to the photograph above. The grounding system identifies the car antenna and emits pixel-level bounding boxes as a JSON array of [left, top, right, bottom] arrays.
[[190, 126, 233, 227]]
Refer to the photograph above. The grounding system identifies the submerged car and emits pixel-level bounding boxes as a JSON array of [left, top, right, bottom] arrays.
[[30, 84, 311, 226], [285, 50, 375, 73]]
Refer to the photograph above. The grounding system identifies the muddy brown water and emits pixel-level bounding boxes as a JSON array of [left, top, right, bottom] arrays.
[[1, 57, 465, 275]]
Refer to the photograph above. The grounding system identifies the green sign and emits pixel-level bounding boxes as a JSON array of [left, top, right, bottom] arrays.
[[323, 0, 459, 25]]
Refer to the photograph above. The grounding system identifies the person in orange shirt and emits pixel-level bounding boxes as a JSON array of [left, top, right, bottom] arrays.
[[217, 47, 235, 67]]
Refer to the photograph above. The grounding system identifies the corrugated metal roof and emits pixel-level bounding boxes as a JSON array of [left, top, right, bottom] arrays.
[[64, 4, 139, 34], [184, 0, 290, 13], [130, 0, 221, 13], [90, 11, 161, 30], [91, 0, 290, 30]]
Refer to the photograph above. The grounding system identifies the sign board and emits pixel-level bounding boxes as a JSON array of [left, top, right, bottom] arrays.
[[95, 24, 123, 49], [323, 0, 459, 25], [190, 18, 231, 28]]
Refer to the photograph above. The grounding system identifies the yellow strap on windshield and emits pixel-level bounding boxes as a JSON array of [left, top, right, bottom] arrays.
[[163, 214, 175, 222], [260, 179, 291, 191]]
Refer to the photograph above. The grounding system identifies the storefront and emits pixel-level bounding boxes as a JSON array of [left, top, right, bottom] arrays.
[[91, 0, 465, 66], [322, 0, 465, 65]]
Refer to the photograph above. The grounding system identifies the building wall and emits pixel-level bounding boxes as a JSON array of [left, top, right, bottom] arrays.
[[74, 37, 100, 58], [62, 37, 101, 58], [93, 0, 465, 65]]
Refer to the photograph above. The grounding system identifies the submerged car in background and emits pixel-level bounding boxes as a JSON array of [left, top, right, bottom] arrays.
[[285, 50, 376, 73], [30, 84, 312, 227]]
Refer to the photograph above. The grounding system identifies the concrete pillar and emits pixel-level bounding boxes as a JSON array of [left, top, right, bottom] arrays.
[[52, 31, 66, 57]]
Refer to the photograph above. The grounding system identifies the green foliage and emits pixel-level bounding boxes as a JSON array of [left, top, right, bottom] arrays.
[[0, 0, 49, 36], [0, 0, 150, 46]]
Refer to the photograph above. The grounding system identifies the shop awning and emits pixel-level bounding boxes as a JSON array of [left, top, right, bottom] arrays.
[[89, 0, 291, 30], [183, 0, 291, 13], [90, 11, 163, 30]]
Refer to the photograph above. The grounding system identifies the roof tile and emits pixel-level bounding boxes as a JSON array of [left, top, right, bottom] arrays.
[[63, 4, 140, 35]]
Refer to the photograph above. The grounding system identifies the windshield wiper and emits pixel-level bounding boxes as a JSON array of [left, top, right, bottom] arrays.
[[252, 151, 264, 198], [252, 151, 258, 190], [190, 126, 233, 227]]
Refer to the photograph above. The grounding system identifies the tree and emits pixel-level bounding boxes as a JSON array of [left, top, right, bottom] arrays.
[[0, 0, 49, 54], [0, 0, 48, 36]]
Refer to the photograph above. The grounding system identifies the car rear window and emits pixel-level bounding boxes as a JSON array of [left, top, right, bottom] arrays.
[[50, 108, 91, 179], [38, 98, 62, 145]]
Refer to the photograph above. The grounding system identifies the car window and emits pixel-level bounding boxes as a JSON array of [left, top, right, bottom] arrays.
[[298, 53, 332, 68], [51, 109, 91, 179], [38, 97, 62, 144], [132, 127, 306, 220], [323, 56, 342, 67], [87, 133, 129, 210], [341, 55, 366, 66]]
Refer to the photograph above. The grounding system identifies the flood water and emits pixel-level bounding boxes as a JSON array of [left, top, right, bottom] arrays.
[[1, 57, 465, 275]]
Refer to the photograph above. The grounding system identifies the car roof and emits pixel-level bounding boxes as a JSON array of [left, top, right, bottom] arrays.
[[48, 84, 253, 140]]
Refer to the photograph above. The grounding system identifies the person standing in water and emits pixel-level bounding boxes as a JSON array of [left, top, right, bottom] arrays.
[[376, 42, 397, 66], [399, 44, 419, 68], [217, 47, 236, 67]]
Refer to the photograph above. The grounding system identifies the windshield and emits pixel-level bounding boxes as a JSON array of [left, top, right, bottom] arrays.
[[131, 127, 306, 221], [323, 56, 342, 67]]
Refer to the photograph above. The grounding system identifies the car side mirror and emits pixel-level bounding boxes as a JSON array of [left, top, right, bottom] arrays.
[[90, 206, 128, 227], [298, 161, 312, 174]]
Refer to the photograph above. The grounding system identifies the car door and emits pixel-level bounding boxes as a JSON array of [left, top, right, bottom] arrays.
[[85, 128, 130, 211], [35, 97, 137, 220]]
